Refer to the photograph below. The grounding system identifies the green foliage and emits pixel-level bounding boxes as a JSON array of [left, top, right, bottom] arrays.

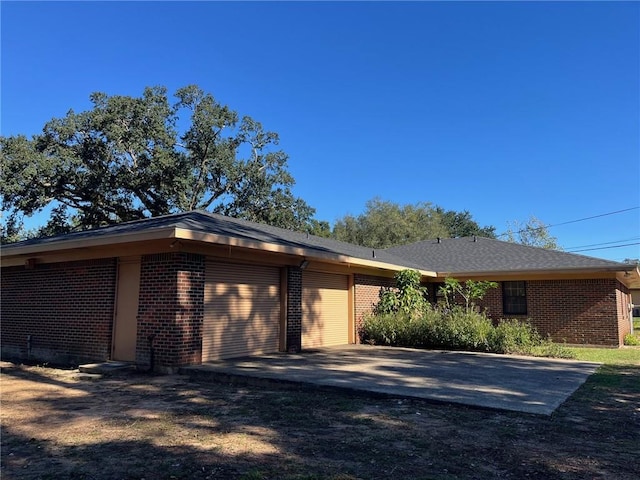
[[365, 273, 536, 353], [359, 313, 413, 347], [331, 197, 495, 249], [623, 333, 640, 346], [504, 215, 561, 250], [438, 278, 498, 311], [487, 319, 541, 355], [531, 340, 575, 359], [434, 207, 496, 238], [361, 303, 570, 357], [1, 85, 315, 237], [374, 269, 428, 318], [332, 198, 448, 248], [430, 307, 493, 351]]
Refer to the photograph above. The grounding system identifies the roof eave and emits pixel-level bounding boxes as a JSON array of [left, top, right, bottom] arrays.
[[437, 265, 632, 276], [434, 265, 640, 288], [1, 227, 179, 258], [0, 226, 437, 277], [174, 228, 437, 276]]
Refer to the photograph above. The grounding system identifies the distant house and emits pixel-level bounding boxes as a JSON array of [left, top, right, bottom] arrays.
[[2, 211, 638, 372]]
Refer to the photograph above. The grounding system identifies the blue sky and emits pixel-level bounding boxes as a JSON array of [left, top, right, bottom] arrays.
[[2, 1, 639, 262]]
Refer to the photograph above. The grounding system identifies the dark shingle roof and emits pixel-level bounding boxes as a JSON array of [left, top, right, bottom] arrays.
[[2, 211, 424, 269], [3, 212, 632, 274], [385, 236, 628, 273]]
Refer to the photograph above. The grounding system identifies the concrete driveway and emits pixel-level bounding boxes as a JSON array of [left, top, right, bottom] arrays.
[[182, 344, 600, 415]]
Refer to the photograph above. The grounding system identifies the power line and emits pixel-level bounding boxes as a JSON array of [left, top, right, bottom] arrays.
[[565, 236, 640, 251], [496, 206, 640, 238], [568, 242, 640, 253]]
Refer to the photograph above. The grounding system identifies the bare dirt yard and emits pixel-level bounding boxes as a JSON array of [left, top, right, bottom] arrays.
[[1, 360, 639, 480]]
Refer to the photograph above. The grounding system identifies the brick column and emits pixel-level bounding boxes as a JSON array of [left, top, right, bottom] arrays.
[[286, 267, 302, 352], [137, 252, 205, 372]]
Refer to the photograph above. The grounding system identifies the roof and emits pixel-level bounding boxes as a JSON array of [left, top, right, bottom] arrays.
[[1, 210, 426, 271], [2, 211, 637, 286], [385, 236, 632, 274]]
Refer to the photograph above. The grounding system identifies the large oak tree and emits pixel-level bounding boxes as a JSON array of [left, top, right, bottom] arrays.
[[1, 85, 316, 238]]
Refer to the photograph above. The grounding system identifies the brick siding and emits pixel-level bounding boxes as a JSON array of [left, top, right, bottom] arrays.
[[0, 258, 117, 365], [286, 267, 302, 352], [354, 275, 628, 347], [477, 279, 628, 346], [616, 283, 632, 345], [354, 274, 395, 338], [136, 252, 205, 372]]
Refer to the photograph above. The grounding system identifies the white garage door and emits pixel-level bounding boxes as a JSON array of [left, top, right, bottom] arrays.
[[302, 271, 349, 348], [203, 261, 281, 361]]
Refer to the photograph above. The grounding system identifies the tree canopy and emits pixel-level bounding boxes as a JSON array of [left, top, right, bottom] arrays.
[[1, 85, 315, 237], [331, 198, 496, 248], [503, 215, 561, 250]]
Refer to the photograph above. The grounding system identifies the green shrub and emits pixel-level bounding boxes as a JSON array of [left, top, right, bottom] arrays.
[[430, 307, 492, 352], [487, 319, 542, 355], [359, 312, 412, 346], [624, 333, 640, 346], [374, 269, 428, 318], [360, 302, 576, 359]]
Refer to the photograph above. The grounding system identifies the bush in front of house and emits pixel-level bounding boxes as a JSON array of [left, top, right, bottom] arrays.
[[428, 307, 493, 352], [487, 318, 541, 355], [360, 270, 573, 357], [623, 333, 640, 346], [360, 308, 549, 355]]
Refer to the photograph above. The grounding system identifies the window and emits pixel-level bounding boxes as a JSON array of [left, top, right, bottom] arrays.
[[503, 281, 527, 315], [433, 283, 445, 302]]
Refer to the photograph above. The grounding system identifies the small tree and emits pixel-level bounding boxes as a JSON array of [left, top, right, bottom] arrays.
[[374, 269, 428, 318], [438, 278, 498, 312], [505, 216, 560, 250]]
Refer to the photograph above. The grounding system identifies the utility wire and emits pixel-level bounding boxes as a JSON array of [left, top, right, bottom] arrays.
[[496, 206, 640, 238], [568, 242, 640, 253], [565, 236, 640, 251]]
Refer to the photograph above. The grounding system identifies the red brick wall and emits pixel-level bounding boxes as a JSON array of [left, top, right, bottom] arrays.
[[477, 279, 625, 346], [616, 284, 632, 345], [1, 259, 117, 364], [136, 252, 205, 372], [310, 273, 628, 347], [354, 274, 395, 338]]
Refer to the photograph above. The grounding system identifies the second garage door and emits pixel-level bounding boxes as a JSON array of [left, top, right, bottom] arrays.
[[203, 261, 281, 361], [302, 271, 350, 348]]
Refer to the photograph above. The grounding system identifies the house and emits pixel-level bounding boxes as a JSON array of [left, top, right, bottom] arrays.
[[631, 289, 640, 318], [1, 210, 638, 372]]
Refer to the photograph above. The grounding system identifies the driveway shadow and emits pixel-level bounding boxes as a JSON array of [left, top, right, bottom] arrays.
[[182, 344, 601, 415]]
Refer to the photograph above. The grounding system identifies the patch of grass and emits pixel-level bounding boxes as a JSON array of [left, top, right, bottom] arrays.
[[565, 347, 640, 365], [585, 364, 636, 390], [530, 341, 575, 359]]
